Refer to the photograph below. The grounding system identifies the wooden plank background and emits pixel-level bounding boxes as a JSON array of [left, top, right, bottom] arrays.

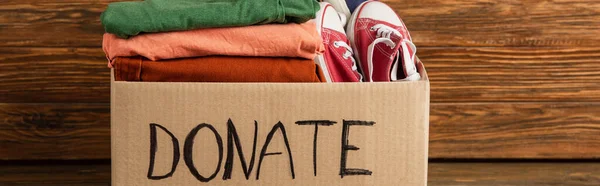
[[0, 0, 599, 185]]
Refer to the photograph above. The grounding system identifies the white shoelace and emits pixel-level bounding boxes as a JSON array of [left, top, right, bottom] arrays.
[[368, 24, 419, 82], [334, 41, 363, 81]]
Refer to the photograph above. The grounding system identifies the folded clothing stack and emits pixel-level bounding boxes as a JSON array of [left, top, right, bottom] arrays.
[[102, 0, 325, 82]]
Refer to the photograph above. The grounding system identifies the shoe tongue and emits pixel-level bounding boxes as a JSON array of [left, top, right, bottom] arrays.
[[367, 40, 396, 82], [388, 34, 411, 61], [390, 33, 405, 51], [374, 38, 403, 59], [368, 35, 407, 82], [391, 40, 404, 55]]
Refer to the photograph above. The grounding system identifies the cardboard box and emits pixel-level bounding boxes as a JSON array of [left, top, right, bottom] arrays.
[[111, 62, 430, 186]]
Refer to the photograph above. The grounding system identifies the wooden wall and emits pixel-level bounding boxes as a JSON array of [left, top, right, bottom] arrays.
[[0, 0, 599, 185]]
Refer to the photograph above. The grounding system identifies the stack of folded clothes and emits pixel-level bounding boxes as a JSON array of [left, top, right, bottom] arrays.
[[101, 0, 326, 82]]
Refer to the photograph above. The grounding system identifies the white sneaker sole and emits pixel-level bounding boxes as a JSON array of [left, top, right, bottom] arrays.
[[314, 3, 334, 83], [346, 1, 370, 81]]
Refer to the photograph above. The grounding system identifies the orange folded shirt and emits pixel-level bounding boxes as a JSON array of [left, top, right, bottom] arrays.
[[113, 56, 326, 82], [104, 21, 324, 68]]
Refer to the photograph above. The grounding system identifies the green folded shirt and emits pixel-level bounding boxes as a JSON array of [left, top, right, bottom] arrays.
[[101, 0, 319, 38]]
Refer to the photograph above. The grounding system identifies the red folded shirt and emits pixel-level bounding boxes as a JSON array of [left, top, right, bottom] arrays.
[[113, 56, 326, 82]]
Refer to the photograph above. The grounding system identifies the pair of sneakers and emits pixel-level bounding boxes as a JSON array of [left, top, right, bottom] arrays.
[[315, 0, 421, 82]]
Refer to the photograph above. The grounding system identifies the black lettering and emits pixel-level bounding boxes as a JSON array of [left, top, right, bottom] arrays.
[[223, 119, 258, 180], [340, 120, 375, 178], [295, 120, 336, 176], [256, 122, 295, 180], [148, 123, 180, 180], [184, 123, 223, 182]]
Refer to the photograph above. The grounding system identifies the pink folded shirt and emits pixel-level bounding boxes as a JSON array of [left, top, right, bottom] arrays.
[[103, 20, 324, 68]]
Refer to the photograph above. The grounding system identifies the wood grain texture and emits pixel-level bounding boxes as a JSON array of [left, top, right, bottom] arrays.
[[429, 163, 600, 186], [0, 163, 110, 186], [1, 102, 598, 160], [0, 0, 116, 47], [2, 47, 599, 103], [430, 102, 600, 159], [421, 47, 600, 102], [0, 47, 109, 103], [0, 104, 110, 160], [1, 163, 598, 186], [384, 0, 600, 47], [0, 0, 599, 47]]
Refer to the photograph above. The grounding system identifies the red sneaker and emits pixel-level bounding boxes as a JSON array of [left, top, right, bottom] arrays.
[[347, 1, 420, 82], [315, 2, 362, 82]]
